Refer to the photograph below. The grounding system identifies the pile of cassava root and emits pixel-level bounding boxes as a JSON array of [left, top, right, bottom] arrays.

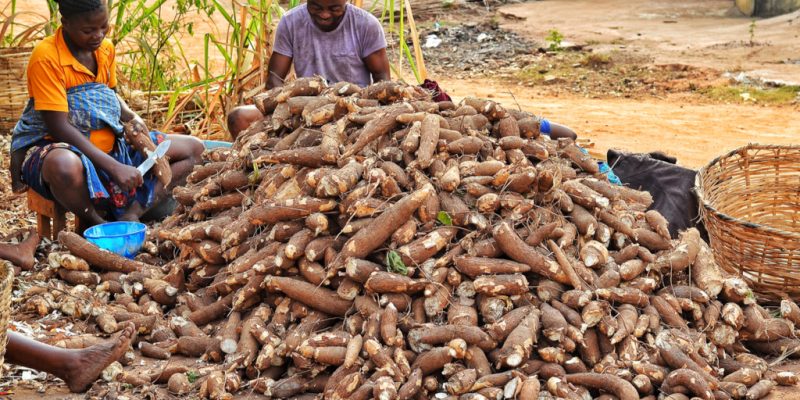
[[28, 77, 800, 399]]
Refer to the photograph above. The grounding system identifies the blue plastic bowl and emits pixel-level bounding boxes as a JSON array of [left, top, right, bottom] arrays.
[[84, 222, 147, 259], [203, 140, 233, 150]]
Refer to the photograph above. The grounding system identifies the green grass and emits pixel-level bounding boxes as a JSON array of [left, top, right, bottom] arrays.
[[700, 85, 800, 104], [581, 53, 612, 68], [516, 66, 547, 83]]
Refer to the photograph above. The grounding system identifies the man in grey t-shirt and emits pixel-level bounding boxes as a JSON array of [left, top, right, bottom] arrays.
[[227, 0, 390, 138]]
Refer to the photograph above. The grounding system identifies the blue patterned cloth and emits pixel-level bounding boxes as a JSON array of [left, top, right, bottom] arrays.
[[11, 82, 124, 152], [14, 82, 164, 219]]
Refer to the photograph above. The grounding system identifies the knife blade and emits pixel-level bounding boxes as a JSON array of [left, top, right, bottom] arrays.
[[136, 140, 171, 176]]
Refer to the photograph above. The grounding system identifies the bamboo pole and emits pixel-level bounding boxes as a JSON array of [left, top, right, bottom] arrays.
[[235, 3, 248, 104], [403, 0, 427, 81]]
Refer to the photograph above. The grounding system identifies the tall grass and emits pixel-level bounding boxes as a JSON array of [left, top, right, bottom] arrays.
[[188, 0, 289, 136], [140, 0, 425, 138], [0, 0, 50, 47], [3, 0, 426, 139], [380, 0, 426, 84], [106, 0, 288, 136]]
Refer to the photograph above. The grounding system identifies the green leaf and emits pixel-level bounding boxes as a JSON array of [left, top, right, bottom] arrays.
[[186, 371, 199, 383], [166, 86, 183, 121], [401, 41, 421, 84], [386, 251, 408, 275], [250, 161, 260, 185], [437, 211, 453, 226], [210, 0, 236, 26], [114, 0, 168, 43], [208, 34, 235, 71]]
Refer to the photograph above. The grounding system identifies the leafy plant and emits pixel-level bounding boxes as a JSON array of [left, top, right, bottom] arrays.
[[113, 0, 188, 100], [546, 28, 564, 52], [101, 0, 292, 135], [186, 371, 199, 383], [748, 19, 756, 46]]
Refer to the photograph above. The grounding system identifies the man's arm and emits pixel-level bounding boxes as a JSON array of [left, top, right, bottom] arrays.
[[363, 49, 390, 83], [267, 52, 293, 89]]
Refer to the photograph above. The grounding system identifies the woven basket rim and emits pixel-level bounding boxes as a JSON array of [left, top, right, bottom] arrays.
[[695, 143, 800, 241], [0, 46, 34, 56]]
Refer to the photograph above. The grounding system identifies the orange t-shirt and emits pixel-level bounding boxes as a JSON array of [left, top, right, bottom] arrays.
[[27, 27, 118, 153]]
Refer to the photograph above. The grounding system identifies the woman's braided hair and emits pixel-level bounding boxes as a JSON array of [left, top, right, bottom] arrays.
[[55, 0, 105, 18]]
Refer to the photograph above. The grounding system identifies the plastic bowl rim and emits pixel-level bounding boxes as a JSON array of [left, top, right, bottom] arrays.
[[83, 221, 148, 239]]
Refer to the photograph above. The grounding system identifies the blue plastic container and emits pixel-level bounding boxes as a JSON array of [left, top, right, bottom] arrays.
[[203, 140, 233, 150], [84, 222, 147, 259]]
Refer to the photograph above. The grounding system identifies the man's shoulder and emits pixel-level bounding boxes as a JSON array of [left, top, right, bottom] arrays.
[[282, 4, 309, 24], [346, 4, 381, 26]]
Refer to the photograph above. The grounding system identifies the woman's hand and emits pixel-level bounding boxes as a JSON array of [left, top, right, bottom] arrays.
[[108, 162, 143, 192], [129, 114, 148, 133]]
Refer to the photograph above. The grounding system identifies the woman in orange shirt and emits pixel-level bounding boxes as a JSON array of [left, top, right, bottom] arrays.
[[9, 0, 204, 227], [0, 1, 189, 393]]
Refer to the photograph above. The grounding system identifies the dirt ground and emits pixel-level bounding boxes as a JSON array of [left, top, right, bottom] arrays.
[[440, 77, 800, 168], [499, 0, 800, 84], [429, 0, 800, 169]]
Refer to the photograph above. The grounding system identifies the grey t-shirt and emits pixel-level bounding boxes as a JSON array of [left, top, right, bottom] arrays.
[[273, 4, 387, 88]]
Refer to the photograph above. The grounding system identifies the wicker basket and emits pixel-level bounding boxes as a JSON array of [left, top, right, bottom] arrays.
[[0, 47, 33, 134], [0, 262, 13, 369], [696, 144, 800, 300]]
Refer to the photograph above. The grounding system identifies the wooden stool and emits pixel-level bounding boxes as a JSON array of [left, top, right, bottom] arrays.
[[26, 190, 80, 240]]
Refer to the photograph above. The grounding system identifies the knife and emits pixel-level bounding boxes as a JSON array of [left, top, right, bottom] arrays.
[[136, 140, 171, 176]]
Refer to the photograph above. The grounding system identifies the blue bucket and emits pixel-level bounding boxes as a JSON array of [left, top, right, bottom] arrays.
[[84, 221, 147, 259]]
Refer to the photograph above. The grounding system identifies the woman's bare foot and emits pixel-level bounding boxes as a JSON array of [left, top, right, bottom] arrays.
[[61, 323, 135, 393], [0, 229, 40, 270]]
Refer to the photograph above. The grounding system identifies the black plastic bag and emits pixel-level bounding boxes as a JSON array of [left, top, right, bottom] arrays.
[[607, 149, 706, 239]]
